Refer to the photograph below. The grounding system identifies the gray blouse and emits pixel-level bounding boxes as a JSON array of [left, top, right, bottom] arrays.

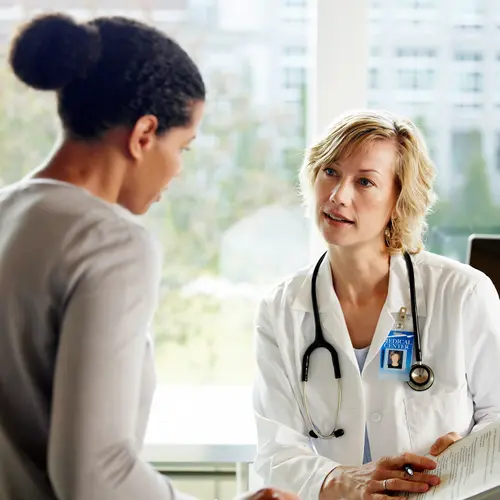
[[0, 179, 192, 500]]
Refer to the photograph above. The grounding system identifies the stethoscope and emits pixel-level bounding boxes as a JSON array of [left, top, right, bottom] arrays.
[[301, 251, 435, 439]]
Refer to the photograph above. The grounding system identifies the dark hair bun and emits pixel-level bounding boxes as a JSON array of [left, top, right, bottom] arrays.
[[9, 13, 101, 90]]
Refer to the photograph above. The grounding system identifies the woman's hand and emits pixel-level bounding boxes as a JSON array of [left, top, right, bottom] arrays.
[[238, 488, 299, 500], [320, 452, 440, 499], [429, 431, 462, 456]]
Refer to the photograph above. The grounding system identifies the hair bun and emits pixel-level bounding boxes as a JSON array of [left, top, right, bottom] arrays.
[[9, 13, 101, 91]]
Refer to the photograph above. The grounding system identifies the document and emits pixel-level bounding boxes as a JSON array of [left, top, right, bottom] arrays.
[[409, 420, 500, 500]]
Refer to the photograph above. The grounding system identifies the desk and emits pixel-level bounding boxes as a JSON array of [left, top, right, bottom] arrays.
[[141, 386, 258, 494]]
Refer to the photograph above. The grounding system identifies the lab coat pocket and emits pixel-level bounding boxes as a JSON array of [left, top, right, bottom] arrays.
[[403, 384, 473, 456]]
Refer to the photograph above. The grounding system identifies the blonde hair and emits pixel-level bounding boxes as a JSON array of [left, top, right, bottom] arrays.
[[299, 109, 436, 254]]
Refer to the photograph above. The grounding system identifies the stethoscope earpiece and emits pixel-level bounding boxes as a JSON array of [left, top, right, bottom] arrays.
[[407, 363, 435, 392]]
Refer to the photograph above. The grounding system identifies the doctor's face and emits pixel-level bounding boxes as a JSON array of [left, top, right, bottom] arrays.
[[313, 140, 398, 250], [390, 352, 401, 365]]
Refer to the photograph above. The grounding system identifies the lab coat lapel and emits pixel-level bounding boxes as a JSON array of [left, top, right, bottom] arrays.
[[292, 254, 357, 367], [365, 253, 427, 368]]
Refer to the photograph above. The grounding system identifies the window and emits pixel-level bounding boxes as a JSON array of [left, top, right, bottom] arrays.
[[452, 130, 482, 173], [283, 0, 307, 6], [455, 103, 482, 109], [397, 68, 435, 90], [282, 17, 307, 30], [398, 0, 434, 8], [452, 0, 484, 29], [454, 51, 483, 93], [368, 0, 497, 261], [495, 133, 500, 171], [0, 19, 13, 50], [396, 47, 436, 58], [494, 60, 500, 104], [187, 0, 216, 25], [0, 2, 310, 392], [283, 45, 306, 56], [394, 48, 437, 91], [369, 67, 379, 89], [456, 0, 484, 15], [283, 66, 306, 89], [0, 6, 311, 494], [457, 71, 483, 93], [455, 22, 484, 30], [7, 0, 500, 495], [454, 50, 483, 61]]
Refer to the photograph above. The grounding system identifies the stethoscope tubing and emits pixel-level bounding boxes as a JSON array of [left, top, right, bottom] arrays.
[[301, 251, 433, 439]]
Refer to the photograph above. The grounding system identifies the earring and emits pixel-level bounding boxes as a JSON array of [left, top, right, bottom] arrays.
[[384, 226, 391, 247]]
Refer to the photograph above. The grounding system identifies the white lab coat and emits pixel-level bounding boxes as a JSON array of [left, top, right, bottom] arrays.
[[252, 251, 500, 500]]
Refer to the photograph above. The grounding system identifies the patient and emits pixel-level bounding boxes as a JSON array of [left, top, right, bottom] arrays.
[[0, 12, 297, 500]]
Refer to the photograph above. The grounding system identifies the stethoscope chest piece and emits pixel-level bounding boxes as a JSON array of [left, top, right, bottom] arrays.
[[407, 363, 434, 392]]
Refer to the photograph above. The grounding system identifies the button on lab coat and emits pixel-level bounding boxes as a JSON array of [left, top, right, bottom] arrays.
[[252, 251, 500, 499]]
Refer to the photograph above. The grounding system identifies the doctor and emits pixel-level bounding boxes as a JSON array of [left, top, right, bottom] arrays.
[[252, 110, 500, 499]]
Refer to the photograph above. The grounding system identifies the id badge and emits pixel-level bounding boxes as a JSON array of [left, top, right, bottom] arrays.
[[379, 307, 414, 382]]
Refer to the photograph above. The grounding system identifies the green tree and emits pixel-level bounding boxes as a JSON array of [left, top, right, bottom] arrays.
[[451, 156, 499, 228], [412, 115, 430, 141], [427, 131, 500, 258], [0, 67, 57, 183], [408, 120, 500, 257], [429, 131, 500, 229]]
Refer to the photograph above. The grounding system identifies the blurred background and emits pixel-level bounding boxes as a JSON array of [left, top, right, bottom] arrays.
[[1, 0, 499, 497]]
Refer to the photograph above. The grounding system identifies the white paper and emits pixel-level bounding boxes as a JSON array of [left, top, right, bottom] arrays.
[[409, 421, 500, 500]]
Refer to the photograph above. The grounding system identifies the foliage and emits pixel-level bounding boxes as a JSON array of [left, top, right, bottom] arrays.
[[0, 67, 58, 184], [0, 52, 305, 383], [412, 118, 500, 257]]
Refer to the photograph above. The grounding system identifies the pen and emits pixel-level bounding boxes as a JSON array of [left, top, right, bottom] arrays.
[[403, 464, 414, 476]]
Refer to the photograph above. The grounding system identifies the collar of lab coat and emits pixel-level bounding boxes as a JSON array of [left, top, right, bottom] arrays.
[[291, 252, 427, 364]]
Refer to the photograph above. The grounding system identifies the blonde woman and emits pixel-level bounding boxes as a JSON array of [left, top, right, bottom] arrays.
[[252, 110, 500, 499]]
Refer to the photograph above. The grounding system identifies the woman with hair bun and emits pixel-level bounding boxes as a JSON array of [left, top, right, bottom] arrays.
[[0, 12, 296, 500]]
